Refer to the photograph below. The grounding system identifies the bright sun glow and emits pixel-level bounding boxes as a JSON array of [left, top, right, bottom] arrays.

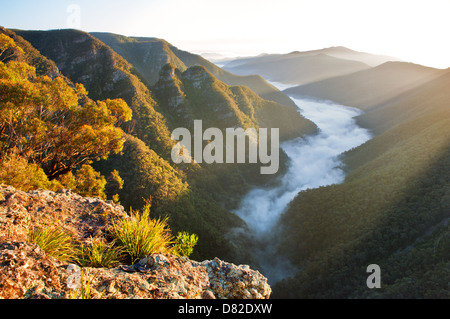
[[1, 0, 449, 68]]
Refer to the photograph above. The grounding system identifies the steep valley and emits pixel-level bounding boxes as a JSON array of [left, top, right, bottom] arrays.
[[220, 48, 449, 298], [0, 26, 448, 299]]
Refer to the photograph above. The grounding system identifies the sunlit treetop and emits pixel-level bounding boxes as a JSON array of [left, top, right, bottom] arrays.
[[0, 36, 133, 181]]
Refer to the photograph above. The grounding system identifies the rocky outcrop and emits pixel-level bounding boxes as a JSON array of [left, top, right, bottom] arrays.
[[183, 66, 213, 89], [0, 185, 127, 243], [193, 257, 272, 299], [153, 64, 188, 113], [0, 185, 271, 299]]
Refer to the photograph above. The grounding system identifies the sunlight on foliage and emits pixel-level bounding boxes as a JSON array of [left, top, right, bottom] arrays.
[[79, 237, 125, 268], [0, 58, 132, 181], [111, 205, 175, 264], [174, 232, 199, 258], [28, 225, 79, 263]]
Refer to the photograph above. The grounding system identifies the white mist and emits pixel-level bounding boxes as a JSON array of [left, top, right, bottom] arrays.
[[232, 90, 372, 283]]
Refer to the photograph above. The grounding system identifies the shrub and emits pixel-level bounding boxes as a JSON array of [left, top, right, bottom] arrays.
[[174, 232, 198, 258], [71, 164, 107, 200], [0, 149, 61, 192]]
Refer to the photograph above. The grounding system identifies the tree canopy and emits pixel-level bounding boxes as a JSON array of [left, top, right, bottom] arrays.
[[0, 58, 132, 181]]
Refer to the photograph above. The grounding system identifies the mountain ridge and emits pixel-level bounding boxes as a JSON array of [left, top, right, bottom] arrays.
[[223, 50, 372, 85], [152, 63, 317, 140], [91, 32, 298, 108]]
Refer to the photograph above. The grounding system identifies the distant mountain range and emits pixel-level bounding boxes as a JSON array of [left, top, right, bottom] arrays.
[[222, 46, 403, 85], [286, 46, 402, 67], [284, 61, 444, 113]]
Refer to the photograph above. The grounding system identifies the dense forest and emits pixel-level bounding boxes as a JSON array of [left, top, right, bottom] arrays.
[[0, 27, 316, 263]]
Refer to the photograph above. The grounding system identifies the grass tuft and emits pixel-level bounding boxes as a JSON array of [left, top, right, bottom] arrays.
[[110, 205, 174, 264], [28, 225, 79, 262], [79, 237, 125, 268]]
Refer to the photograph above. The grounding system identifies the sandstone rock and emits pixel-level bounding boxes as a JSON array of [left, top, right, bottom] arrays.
[[0, 242, 66, 299], [0, 185, 127, 243], [0, 243, 271, 299], [0, 185, 271, 299], [192, 257, 271, 299]]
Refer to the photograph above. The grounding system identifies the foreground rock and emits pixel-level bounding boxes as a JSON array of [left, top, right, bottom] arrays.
[[0, 185, 271, 299], [0, 185, 127, 243]]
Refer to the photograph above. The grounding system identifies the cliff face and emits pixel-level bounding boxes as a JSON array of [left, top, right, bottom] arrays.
[[90, 32, 298, 108], [0, 185, 271, 299], [153, 64, 318, 140]]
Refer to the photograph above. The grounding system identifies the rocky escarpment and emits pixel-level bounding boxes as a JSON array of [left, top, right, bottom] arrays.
[[0, 185, 271, 299]]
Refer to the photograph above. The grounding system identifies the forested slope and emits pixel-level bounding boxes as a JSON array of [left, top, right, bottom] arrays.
[[6, 28, 317, 263], [4, 28, 240, 261], [16, 29, 175, 157], [274, 69, 450, 299]]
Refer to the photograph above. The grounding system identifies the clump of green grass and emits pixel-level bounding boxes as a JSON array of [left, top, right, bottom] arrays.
[[110, 205, 175, 264], [79, 237, 125, 268], [28, 225, 79, 262], [174, 232, 198, 258]]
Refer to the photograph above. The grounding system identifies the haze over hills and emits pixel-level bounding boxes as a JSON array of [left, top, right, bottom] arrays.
[[224, 52, 370, 85], [221, 46, 404, 85], [356, 68, 450, 135], [225, 46, 402, 68], [295, 46, 402, 67], [284, 61, 445, 113]]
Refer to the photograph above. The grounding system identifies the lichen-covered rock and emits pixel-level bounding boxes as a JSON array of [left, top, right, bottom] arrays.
[[0, 243, 271, 299], [192, 258, 271, 299], [0, 185, 271, 299], [0, 242, 66, 299], [0, 185, 127, 243]]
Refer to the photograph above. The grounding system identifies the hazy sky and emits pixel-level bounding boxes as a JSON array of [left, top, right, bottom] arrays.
[[1, 0, 449, 68]]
